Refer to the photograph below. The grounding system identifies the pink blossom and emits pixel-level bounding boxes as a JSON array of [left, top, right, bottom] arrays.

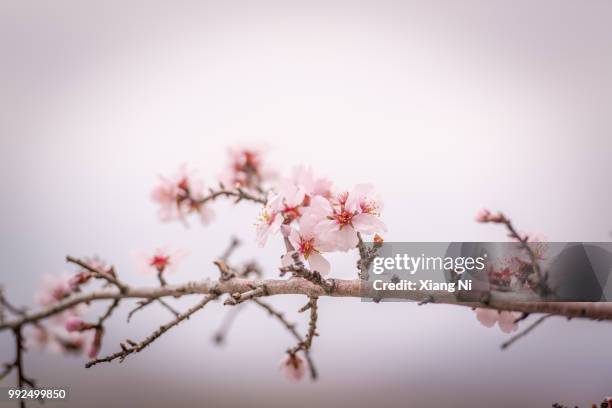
[[25, 326, 51, 350], [65, 316, 85, 332], [68, 272, 93, 291], [53, 330, 94, 355], [133, 247, 188, 275], [275, 179, 308, 224], [305, 184, 386, 251], [26, 325, 92, 356], [282, 216, 333, 275], [475, 308, 521, 333], [279, 353, 307, 382], [151, 165, 214, 225], [475, 208, 492, 222], [474, 208, 505, 223], [255, 192, 284, 247], [290, 166, 333, 199], [35, 274, 73, 307], [220, 145, 275, 190]]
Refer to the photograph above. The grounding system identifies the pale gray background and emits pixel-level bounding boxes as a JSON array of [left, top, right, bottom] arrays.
[[1, 0, 611, 407]]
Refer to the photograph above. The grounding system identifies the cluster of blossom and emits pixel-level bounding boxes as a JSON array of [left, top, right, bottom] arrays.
[[151, 146, 273, 226], [473, 208, 550, 333], [256, 166, 387, 275], [151, 164, 215, 226], [27, 262, 104, 358], [27, 247, 191, 360], [151, 146, 387, 277], [474, 308, 521, 334], [476, 208, 549, 292]]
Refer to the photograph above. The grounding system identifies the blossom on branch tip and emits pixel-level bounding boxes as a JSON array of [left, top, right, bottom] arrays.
[[279, 353, 307, 382], [65, 316, 85, 332], [220, 145, 275, 190], [133, 247, 188, 275], [474, 208, 505, 223], [255, 192, 284, 247], [290, 166, 333, 200], [151, 165, 214, 226]]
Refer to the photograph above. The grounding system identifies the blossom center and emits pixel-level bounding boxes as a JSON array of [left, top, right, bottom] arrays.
[[333, 209, 354, 227], [298, 237, 316, 258], [282, 205, 301, 222], [150, 255, 171, 270]]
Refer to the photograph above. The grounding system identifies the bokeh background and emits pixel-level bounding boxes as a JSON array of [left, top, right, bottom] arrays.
[[1, 1, 612, 406]]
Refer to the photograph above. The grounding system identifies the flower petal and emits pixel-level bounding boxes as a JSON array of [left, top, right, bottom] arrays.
[[308, 252, 331, 275], [352, 213, 387, 234]]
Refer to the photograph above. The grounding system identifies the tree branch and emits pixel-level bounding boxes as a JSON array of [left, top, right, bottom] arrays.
[[500, 314, 554, 350], [3, 277, 612, 333], [65, 256, 127, 293], [196, 187, 266, 206], [86, 294, 217, 368]]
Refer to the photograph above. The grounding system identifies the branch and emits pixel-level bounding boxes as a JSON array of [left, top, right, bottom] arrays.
[[86, 294, 217, 367], [3, 277, 612, 333], [65, 256, 127, 293], [212, 304, 245, 345], [196, 186, 266, 206], [127, 298, 180, 323], [253, 298, 318, 379], [481, 212, 553, 297], [219, 237, 241, 262], [6, 326, 38, 408], [301, 296, 318, 351], [356, 233, 383, 280], [500, 314, 554, 350]]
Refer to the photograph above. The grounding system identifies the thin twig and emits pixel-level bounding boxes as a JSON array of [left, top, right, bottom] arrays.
[[501, 314, 553, 350], [195, 187, 266, 206], [66, 256, 127, 293], [97, 299, 120, 327], [212, 304, 245, 345], [356, 233, 383, 280], [253, 298, 318, 380], [303, 296, 318, 351], [494, 214, 553, 297], [252, 299, 302, 341], [126, 298, 180, 323], [86, 294, 217, 368], [0, 288, 26, 318], [220, 237, 241, 262]]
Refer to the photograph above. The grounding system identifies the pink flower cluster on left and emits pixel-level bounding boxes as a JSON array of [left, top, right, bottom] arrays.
[[27, 262, 102, 357]]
